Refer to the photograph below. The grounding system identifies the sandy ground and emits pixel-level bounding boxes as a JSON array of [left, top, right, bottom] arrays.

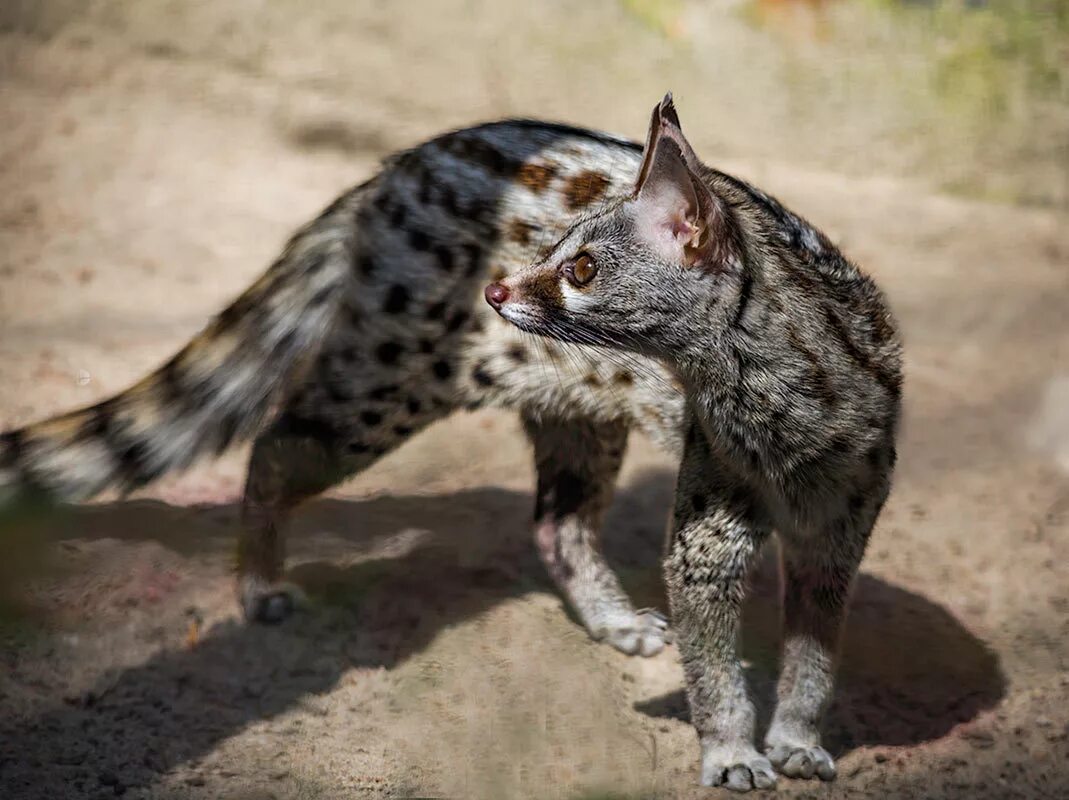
[[1, 2, 1068, 798]]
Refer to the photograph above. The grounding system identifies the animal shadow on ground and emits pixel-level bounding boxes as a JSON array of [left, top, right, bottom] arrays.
[[0, 470, 1003, 797]]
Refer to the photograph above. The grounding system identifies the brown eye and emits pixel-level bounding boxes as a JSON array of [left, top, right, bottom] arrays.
[[566, 252, 598, 286]]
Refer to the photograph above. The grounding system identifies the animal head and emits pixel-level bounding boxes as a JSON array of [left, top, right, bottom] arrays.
[[486, 94, 745, 357]]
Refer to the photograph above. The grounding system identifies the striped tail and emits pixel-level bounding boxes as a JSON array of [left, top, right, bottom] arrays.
[[0, 196, 360, 505]]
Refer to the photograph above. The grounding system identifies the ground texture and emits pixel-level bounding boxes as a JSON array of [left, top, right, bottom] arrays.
[[1, 2, 1067, 798]]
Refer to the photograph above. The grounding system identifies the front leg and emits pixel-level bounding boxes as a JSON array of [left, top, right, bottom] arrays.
[[525, 414, 668, 657], [764, 517, 872, 782], [666, 437, 775, 791]]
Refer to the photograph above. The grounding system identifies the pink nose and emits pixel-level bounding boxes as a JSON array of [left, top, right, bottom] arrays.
[[484, 282, 510, 309]]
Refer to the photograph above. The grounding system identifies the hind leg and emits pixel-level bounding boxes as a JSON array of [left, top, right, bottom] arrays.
[[524, 414, 668, 657], [238, 411, 376, 622], [238, 377, 448, 622]]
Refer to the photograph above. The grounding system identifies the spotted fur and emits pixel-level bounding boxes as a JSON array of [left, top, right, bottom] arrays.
[[0, 208, 360, 503], [489, 96, 902, 790], [0, 118, 684, 657]]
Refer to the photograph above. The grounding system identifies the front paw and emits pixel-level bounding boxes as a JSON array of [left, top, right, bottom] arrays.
[[766, 743, 836, 781], [701, 747, 777, 792], [597, 608, 670, 657]]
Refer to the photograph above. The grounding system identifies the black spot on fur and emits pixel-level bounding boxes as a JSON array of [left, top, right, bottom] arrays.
[[730, 487, 755, 518], [446, 310, 470, 333], [276, 413, 342, 443], [342, 304, 362, 330], [426, 301, 447, 320], [466, 198, 496, 229], [324, 376, 352, 404], [216, 292, 255, 329], [419, 339, 434, 354], [417, 178, 432, 205], [375, 342, 403, 365], [829, 435, 854, 457], [438, 184, 461, 217], [406, 397, 422, 414], [536, 468, 588, 520], [848, 492, 868, 516], [213, 411, 243, 455], [434, 246, 455, 272], [447, 135, 521, 176], [507, 344, 527, 363], [80, 404, 161, 488], [409, 230, 431, 252], [432, 360, 452, 380], [382, 285, 409, 314], [361, 411, 382, 427], [158, 357, 189, 409], [691, 492, 707, 516], [686, 423, 700, 447], [462, 243, 483, 276], [347, 441, 370, 455], [472, 364, 494, 387], [368, 384, 401, 401], [309, 287, 333, 307], [393, 425, 413, 437], [356, 252, 376, 277], [390, 202, 407, 228]]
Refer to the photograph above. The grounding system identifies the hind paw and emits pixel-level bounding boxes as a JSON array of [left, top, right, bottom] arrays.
[[239, 578, 306, 624]]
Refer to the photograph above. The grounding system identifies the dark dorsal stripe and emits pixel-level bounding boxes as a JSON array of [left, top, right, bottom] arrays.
[[822, 306, 901, 397]]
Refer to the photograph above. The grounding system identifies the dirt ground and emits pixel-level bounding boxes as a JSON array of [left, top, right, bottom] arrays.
[[1, 2, 1068, 799]]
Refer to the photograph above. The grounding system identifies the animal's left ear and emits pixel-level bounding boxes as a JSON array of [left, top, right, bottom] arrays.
[[632, 94, 741, 271]]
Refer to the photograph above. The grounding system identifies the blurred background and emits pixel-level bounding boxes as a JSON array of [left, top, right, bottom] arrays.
[[3, 0, 1066, 204], [0, 2, 1067, 799]]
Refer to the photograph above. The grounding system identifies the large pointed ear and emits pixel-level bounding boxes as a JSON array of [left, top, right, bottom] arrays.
[[656, 93, 704, 173], [633, 93, 704, 196], [632, 94, 741, 271]]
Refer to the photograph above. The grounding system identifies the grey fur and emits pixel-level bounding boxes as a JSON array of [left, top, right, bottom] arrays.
[[0, 119, 683, 657], [489, 95, 901, 790]]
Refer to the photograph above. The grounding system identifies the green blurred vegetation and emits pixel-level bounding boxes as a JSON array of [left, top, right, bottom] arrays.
[[621, 0, 684, 36], [620, 0, 1068, 206], [878, 0, 1067, 201], [738, 0, 1068, 204]]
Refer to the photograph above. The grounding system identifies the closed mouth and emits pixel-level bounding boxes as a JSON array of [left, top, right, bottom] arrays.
[[493, 302, 548, 335]]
